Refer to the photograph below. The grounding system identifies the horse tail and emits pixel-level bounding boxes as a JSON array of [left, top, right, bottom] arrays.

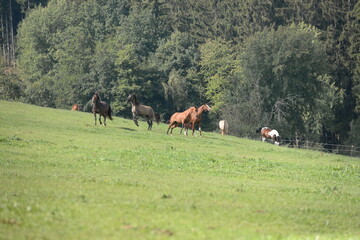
[[108, 106, 113, 120], [155, 113, 160, 124]]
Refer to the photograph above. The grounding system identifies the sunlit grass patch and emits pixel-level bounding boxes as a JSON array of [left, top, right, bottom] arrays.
[[0, 100, 359, 239]]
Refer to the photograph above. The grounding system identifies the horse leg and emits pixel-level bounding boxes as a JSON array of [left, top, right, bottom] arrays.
[[147, 119, 152, 130], [262, 136, 266, 142], [99, 115, 103, 125], [167, 122, 174, 135], [192, 122, 196, 136], [198, 123, 202, 137], [133, 113, 139, 127], [167, 122, 177, 135], [182, 121, 188, 136], [94, 113, 97, 125], [103, 115, 107, 126]]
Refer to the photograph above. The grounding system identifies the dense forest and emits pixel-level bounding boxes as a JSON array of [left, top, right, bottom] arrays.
[[1, 0, 360, 145]]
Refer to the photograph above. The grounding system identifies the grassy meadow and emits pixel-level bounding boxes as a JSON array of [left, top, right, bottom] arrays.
[[0, 100, 359, 240]]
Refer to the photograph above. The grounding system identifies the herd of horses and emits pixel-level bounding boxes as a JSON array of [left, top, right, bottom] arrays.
[[71, 92, 281, 145]]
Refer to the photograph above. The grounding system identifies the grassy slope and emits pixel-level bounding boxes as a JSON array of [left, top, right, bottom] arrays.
[[0, 100, 359, 240]]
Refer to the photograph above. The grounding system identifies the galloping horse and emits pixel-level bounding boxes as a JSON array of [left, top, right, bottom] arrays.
[[91, 92, 113, 126], [184, 104, 211, 136], [127, 94, 159, 130], [71, 104, 80, 111], [219, 120, 228, 135], [256, 127, 281, 145], [167, 107, 197, 136]]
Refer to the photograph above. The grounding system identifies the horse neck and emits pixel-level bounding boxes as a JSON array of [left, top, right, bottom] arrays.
[[93, 99, 101, 107], [186, 107, 195, 114], [131, 96, 139, 106], [131, 100, 140, 107], [197, 105, 207, 116]]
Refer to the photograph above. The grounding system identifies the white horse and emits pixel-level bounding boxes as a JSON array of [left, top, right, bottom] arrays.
[[219, 120, 228, 135]]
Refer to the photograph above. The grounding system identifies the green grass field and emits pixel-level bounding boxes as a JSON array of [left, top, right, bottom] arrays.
[[0, 100, 359, 240]]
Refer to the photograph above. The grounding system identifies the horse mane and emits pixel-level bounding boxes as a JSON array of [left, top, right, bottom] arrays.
[[128, 94, 140, 105], [198, 105, 206, 112], [197, 104, 211, 115], [132, 94, 139, 105], [95, 91, 101, 101]]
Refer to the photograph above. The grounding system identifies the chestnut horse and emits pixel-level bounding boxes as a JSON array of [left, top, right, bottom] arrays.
[[219, 120, 228, 135], [92, 92, 113, 126], [182, 104, 211, 136], [167, 107, 197, 136], [256, 127, 281, 145], [127, 94, 159, 130], [71, 104, 80, 111]]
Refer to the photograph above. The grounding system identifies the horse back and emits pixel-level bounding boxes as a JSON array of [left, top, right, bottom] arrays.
[[219, 120, 228, 130], [169, 112, 181, 123], [93, 101, 110, 113], [261, 127, 272, 138]]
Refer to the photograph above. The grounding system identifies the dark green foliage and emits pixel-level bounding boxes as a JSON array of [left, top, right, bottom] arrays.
[[0, 57, 22, 100], [4, 0, 359, 145], [346, 1, 360, 114]]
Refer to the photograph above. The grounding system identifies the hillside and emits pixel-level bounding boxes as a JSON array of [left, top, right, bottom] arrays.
[[0, 100, 359, 239]]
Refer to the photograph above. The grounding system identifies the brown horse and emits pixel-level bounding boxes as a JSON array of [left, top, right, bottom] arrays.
[[127, 94, 159, 130], [71, 104, 80, 111], [92, 92, 113, 126], [219, 120, 228, 135], [183, 104, 211, 136], [167, 107, 197, 136], [256, 127, 281, 145]]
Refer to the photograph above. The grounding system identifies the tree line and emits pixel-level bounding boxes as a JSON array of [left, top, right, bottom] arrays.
[[1, 0, 360, 145]]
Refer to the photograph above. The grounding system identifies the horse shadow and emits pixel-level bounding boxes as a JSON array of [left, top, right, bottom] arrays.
[[116, 127, 136, 132]]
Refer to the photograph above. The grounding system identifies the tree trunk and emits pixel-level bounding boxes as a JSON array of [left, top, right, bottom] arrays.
[[0, 12, 6, 61], [9, 0, 15, 66]]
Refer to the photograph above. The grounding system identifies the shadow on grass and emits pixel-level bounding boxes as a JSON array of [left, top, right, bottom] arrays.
[[116, 127, 136, 132]]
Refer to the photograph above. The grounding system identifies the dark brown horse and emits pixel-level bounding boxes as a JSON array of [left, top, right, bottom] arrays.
[[127, 94, 159, 130], [256, 127, 281, 145], [167, 107, 197, 136], [71, 104, 80, 111], [92, 92, 113, 126]]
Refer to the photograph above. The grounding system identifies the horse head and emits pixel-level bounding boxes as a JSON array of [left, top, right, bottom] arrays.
[[205, 104, 211, 111], [274, 135, 281, 145], [92, 92, 100, 104], [255, 127, 262, 133], [127, 94, 139, 105]]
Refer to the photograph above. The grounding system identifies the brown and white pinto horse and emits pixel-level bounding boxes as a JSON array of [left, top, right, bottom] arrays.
[[256, 127, 281, 145], [167, 107, 197, 136], [92, 92, 113, 126], [127, 94, 159, 130], [181, 104, 211, 136], [71, 104, 80, 111]]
